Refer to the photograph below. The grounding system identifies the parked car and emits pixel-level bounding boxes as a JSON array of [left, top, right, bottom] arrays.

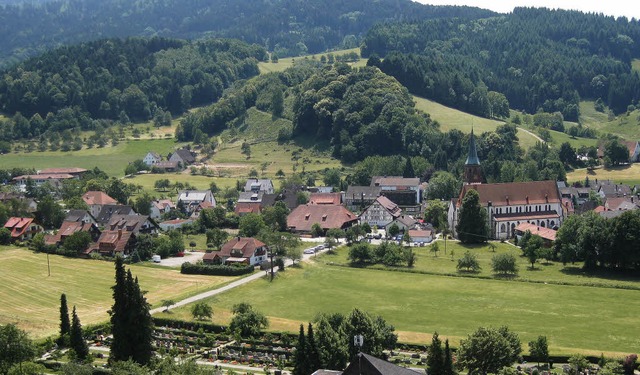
[[304, 248, 315, 254], [152, 255, 161, 263]]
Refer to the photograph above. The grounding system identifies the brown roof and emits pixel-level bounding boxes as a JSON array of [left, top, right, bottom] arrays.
[[309, 193, 341, 205], [287, 204, 357, 232], [218, 237, 266, 258], [13, 174, 74, 180], [408, 229, 432, 238], [622, 140, 639, 158], [515, 222, 557, 241], [371, 176, 420, 188], [107, 214, 152, 234], [44, 221, 96, 245], [83, 191, 117, 206], [4, 217, 37, 238], [605, 197, 638, 211], [89, 230, 133, 254], [375, 196, 402, 217], [235, 202, 262, 215], [458, 180, 561, 207], [38, 167, 87, 175]]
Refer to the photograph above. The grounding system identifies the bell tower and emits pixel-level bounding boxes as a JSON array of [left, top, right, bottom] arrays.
[[464, 128, 483, 184]]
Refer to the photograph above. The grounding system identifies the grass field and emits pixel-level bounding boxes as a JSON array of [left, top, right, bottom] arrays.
[[545, 128, 598, 149], [168, 253, 640, 356], [258, 48, 367, 74], [0, 247, 238, 339], [579, 101, 640, 140], [413, 96, 541, 149], [126, 173, 238, 197], [0, 138, 182, 177], [567, 164, 640, 186]]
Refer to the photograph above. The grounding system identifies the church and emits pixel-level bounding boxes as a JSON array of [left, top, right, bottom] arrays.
[[447, 129, 565, 240]]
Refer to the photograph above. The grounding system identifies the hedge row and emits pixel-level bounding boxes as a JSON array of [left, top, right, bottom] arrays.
[[180, 262, 254, 276]]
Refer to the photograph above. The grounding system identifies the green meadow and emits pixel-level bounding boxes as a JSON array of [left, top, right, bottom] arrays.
[[258, 48, 367, 74], [567, 164, 640, 186]]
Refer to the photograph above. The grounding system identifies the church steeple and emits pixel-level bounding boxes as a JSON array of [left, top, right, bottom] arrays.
[[464, 127, 483, 184]]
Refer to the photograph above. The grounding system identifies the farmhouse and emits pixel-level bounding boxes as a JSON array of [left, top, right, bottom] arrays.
[[177, 190, 216, 214], [143, 151, 162, 166], [202, 237, 267, 266], [309, 192, 341, 205], [44, 210, 100, 246], [3, 217, 43, 242], [168, 148, 196, 166], [82, 191, 118, 218], [287, 204, 358, 234], [359, 196, 402, 228], [95, 205, 136, 226]]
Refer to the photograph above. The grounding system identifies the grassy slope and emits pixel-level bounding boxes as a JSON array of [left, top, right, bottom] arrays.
[[567, 164, 640, 186], [580, 101, 640, 140], [168, 245, 640, 356], [258, 48, 367, 74], [0, 247, 237, 338]]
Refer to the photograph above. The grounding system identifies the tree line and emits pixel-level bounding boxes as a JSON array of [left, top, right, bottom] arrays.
[[362, 7, 640, 118]]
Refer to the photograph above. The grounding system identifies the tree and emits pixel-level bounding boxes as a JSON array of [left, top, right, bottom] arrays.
[[0, 227, 11, 245], [238, 213, 266, 237], [323, 169, 341, 188], [457, 326, 521, 375], [58, 293, 71, 346], [387, 223, 400, 238], [403, 157, 415, 178], [311, 223, 323, 237], [36, 195, 65, 229], [427, 332, 445, 375], [271, 89, 284, 118], [424, 200, 448, 231], [456, 190, 488, 244], [559, 142, 576, 166], [524, 234, 544, 269], [568, 354, 590, 375], [228, 303, 268, 337], [430, 242, 440, 257], [349, 243, 371, 263], [491, 253, 519, 276], [315, 313, 349, 370], [307, 323, 321, 374], [345, 308, 397, 358], [109, 256, 154, 365], [528, 336, 549, 366], [161, 300, 174, 313], [191, 302, 213, 321], [443, 339, 456, 375], [0, 324, 35, 374], [457, 251, 481, 272], [293, 324, 308, 375], [69, 306, 89, 361], [604, 139, 629, 166], [62, 231, 92, 256], [133, 193, 153, 216], [427, 171, 460, 200], [206, 228, 228, 250]]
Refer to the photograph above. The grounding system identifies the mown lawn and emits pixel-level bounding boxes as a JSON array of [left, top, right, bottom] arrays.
[[567, 164, 640, 186], [125, 173, 238, 197], [0, 247, 237, 339], [168, 257, 640, 357]]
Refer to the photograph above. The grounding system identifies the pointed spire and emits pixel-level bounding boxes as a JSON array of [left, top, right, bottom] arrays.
[[465, 127, 480, 166]]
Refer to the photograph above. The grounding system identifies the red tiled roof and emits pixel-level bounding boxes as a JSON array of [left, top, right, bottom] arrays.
[[594, 205, 607, 213], [287, 204, 357, 232], [235, 202, 262, 215], [45, 221, 95, 246], [4, 217, 37, 238], [375, 196, 402, 217], [514, 222, 557, 241], [309, 193, 341, 205], [90, 230, 133, 254], [218, 237, 266, 258], [38, 167, 87, 174], [408, 229, 432, 237], [83, 191, 118, 206], [458, 180, 561, 207]]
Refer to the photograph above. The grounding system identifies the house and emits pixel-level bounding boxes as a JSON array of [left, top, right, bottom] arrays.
[[235, 202, 262, 216], [341, 352, 422, 375], [168, 148, 196, 166], [359, 196, 402, 228], [514, 222, 557, 247], [143, 151, 162, 166], [597, 184, 632, 199], [0, 192, 37, 213], [82, 191, 119, 218], [371, 176, 422, 205], [309, 192, 341, 205], [343, 186, 382, 212], [604, 197, 638, 211], [4, 217, 43, 242], [159, 218, 194, 231], [12, 173, 76, 191], [177, 190, 216, 214], [190, 201, 215, 219], [287, 204, 358, 234], [262, 191, 301, 211], [597, 140, 640, 163], [449, 180, 564, 240], [387, 214, 419, 232], [95, 205, 136, 226], [244, 179, 275, 194], [238, 191, 265, 203], [44, 210, 100, 247], [38, 167, 88, 177], [202, 237, 267, 266], [87, 215, 157, 256], [309, 186, 334, 193], [408, 229, 433, 243], [152, 161, 179, 172], [150, 199, 176, 220]]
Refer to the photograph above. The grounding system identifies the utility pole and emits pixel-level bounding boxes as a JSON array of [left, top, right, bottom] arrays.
[[47, 252, 51, 277]]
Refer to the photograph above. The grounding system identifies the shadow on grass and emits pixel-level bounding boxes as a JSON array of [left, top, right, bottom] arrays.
[[493, 273, 519, 280], [560, 265, 640, 282]]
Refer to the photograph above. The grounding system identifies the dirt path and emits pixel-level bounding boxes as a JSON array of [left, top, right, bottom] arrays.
[[517, 126, 545, 143]]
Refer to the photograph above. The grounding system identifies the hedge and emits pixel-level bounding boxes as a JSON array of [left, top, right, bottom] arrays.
[[180, 262, 254, 276]]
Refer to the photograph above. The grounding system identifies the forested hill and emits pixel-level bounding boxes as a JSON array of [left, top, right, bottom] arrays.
[[0, 37, 264, 140], [362, 7, 640, 118], [0, 0, 495, 69]]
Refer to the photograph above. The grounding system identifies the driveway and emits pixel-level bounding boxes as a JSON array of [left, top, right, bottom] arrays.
[[152, 251, 203, 267]]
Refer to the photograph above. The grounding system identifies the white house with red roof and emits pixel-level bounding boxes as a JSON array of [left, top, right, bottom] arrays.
[[4, 217, 43, 242], [287, 204, 358, 234], [150, 199, 176, 220], [202, 237, 267, 266]]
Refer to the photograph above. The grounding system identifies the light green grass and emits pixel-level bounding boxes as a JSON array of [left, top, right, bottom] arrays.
[[258, 48, 366, 74], [125, 174, 238, 197], [0, 138, 181, 177], [169, 257, 640, 356], [567, 164, 640, 186], [0, 247, 237, 339], [413, 96, 541, 150], [580, 101, 640, 140], [545, 128, 598, 149]]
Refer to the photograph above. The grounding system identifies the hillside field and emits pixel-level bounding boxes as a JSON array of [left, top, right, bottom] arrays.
[[168, 242, 640, 357], [0, 247, 238, 339], [579, 101, 640, 140], [567, 164, 640, 186], [258, 48, 367, 74]]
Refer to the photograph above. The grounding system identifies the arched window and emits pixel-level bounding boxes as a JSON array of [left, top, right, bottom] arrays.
[[540, 221, 546, 228], [500, 223, 506, 233]]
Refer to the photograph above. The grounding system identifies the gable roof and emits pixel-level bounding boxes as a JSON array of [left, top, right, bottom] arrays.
[[598, 184, 632, 198], [44, 220, 97, 246], [345, 186, 382, 200], [342, 353, 422, 375], [458, 180, 562, 207], [238, 191, 265, 203], [13, 173, 75, 181], [244, 179, 274, 192], [178, 190, 212, 203], [65, 210, 97, 224], [235, 202, 262, 215], [371, 176, 420, 188], [262, 192, 300, 211], [374, 196, 402, 217], [514, 222, 557, 242], [604, 197, 638, 211], [107, 214, 153, 234], [171, 148, 196, 163], [287, 204, 357, 232], [82, 191, 118, 206], [95, 205, 135, 225], [38, 167, 87, 175], [309, 193, 341, 205], [218, 237, 266, 258], [4, 217, 38, 238]]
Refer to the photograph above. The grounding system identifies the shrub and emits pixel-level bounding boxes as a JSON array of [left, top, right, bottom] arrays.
[[181, 262, 254, 276]]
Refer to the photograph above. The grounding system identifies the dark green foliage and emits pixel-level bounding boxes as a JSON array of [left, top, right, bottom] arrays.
[[315, 313, 349, 370], [424, 200, 448, 231], [70, 306, 89, 361], [306, 323, 321, 373], [0, 324, 35, 374], [62, 231, 92, 256], [491, 253, 519, 275], [0, 227, 11, 245], [348, 242, 372, 264], [36, 195, 65, 229], [190, 302, 213, 321], [238, 213, 266, 237], [427, 332, 445, 375], [58, 293, 71, 346], [293, 324, 308, 375], [180, 262, 254, 276], [443, 339, 456, 375], [528, 336, 549, 366], [457, 326, 521, 375], [427, 172, 461, 201], [403, 156, 416, 178], [109, 257, 154, 365], [604, 139, 631, 166], [457, 251, 481, 273], [456, 189, 488, 244], [132, 193, 154, 216], [228, 303, 268, 338], [345, 308, 397, 358]]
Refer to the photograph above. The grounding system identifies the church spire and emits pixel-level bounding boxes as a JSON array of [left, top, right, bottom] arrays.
[[465, 127, 480, 166]]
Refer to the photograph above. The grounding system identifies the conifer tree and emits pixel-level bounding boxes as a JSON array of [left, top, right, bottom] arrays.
[[58, 293, 70, 346], [70, 306, 89, 361], [403, 157, 415, 178], [444, 339, 456, 375], [110, 256, 130, 362], [427, 332, 445, 375], [293, 324, 308, 375], [306, 323, 321, 373]]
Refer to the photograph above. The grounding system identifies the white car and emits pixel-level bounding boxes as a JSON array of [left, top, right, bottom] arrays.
[[303, 248, 316, 254]]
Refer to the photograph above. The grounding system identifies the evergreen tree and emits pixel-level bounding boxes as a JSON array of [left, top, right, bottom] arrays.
[[69, 306, 89, 361], [293, 324, 308, 375], [403, 157, 415, 178], [427, 332, 445, 375], [110, 256, 131, 362], [58, 293, 70, 346], [444, 339, 456, 375], [307, 323, 321, 373], [456, 189, 488, 244]]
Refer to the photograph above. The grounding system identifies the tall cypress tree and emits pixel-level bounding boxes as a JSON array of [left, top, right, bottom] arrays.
[[443, 339, 456, 375], [403, 157, 415, 178], [427, 332, 445, 375], [129, 275, 154, 365], [58, 293, 70, 346], [293, 324, 308, 375], [70, 306, 89, 361], [306, 323, 321, 373], [109, 256, 130, 362]]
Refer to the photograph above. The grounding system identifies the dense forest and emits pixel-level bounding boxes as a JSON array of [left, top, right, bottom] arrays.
[[0, 0, 494, 69], [0, 37, 264, 140], [362, 7, 640, 117]]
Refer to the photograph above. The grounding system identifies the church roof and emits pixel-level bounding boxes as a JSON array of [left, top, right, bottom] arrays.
[[465, 128, 480, 166], [459, 180, 562, 207]]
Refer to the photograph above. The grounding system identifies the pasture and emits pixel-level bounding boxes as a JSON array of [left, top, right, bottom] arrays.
[[579, 101, 640, 140], [567, 164, 640, 186], [0, 247, 237, 339], [258, 48, 367, 74]]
